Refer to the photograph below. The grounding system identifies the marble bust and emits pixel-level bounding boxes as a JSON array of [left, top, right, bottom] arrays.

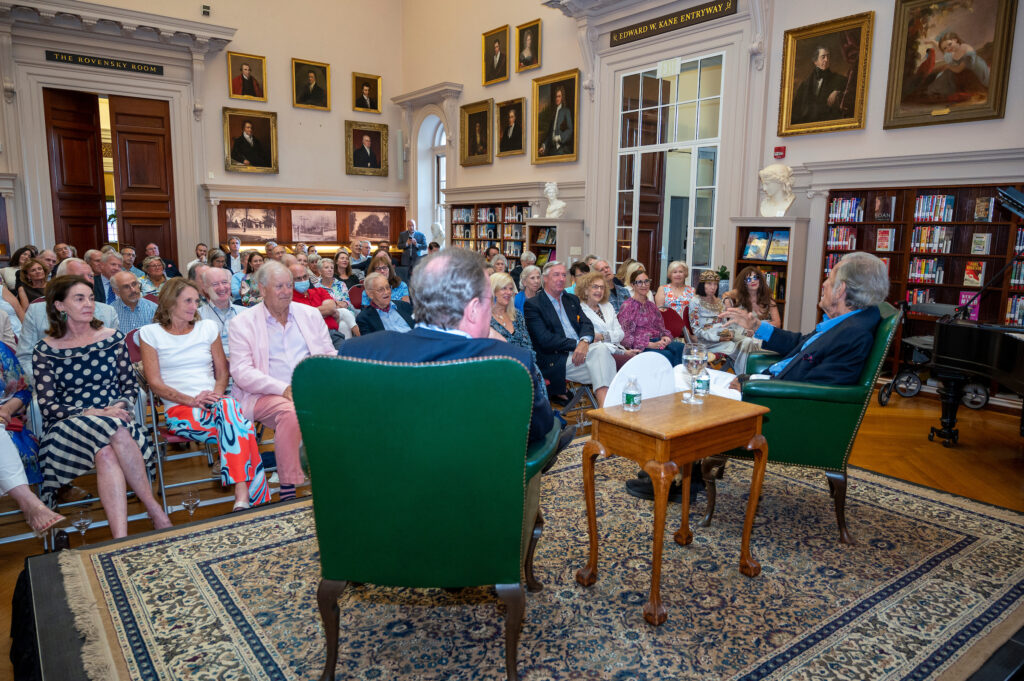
[[758, 163, 795, 217], [430, 221, 445, 248], [543, 182, 567, 218]]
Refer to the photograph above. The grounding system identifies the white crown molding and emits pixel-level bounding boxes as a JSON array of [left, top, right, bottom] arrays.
[[796, 148, 1024, 189], [543, 0, 640, 19], [391, 82, 463, 110], [442, 180, 586, 204], [202, 184, 408, 206], [1, 0, 234, 50]]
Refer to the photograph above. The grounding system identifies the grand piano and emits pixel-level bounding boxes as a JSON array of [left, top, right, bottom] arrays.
[[927, 186, 1024, 446]]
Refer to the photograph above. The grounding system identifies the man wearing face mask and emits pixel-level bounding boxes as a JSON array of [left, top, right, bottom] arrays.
[[288, 263, 343, 350]]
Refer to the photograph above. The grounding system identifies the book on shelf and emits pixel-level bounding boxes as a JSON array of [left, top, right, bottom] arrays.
[[828, 197, 864, 222], [766, 231, 789, 261], [973, 197, 995, 222], [1007, 295, 1024, 326], [905, 288, 935, 304], [879, 256, 891, 273], [742, 231, 770, 259], [910, 224, 952, 253], [1012, 261, 1024, 287], [970, 233, 992, 255], [536, 250, 555, 267], [957, 291, 981, 321], [826, 226, 857, 250], [962, 260, 986, 287], [873, 196, 896, 221], [908, 257, 945, 283], [914, 194, 955, 222], [763, 270, 785, 299], [875, 227, 895, 251]]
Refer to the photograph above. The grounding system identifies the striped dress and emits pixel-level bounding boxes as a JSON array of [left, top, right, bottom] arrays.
[[32, 332, 154, 507]]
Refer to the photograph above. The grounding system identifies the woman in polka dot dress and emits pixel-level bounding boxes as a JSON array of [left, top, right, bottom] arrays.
[[32, 275, 171, 538]]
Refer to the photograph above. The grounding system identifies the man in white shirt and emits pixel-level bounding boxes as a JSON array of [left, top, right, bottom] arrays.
[[185, 243, 209, 274], [226, 237, 243, 273]]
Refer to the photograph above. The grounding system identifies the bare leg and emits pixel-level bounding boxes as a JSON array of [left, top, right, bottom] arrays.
[[109, 428, 172, 530], [7, 485, 64, 536], [594, 386, 608, 408], [233, 481, 249, 506], [95, 445, 129, 538]]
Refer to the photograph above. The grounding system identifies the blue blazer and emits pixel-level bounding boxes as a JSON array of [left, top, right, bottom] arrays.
[[763, 306, 881, 385], [339, 327, 555, 444], [355, 301, 415, 336], [523, 290, 594, 396]]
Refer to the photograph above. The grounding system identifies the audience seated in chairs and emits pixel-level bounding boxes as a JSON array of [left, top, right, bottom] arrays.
[[139, 278, 270, 511], [2, 246, 37, 293], [139, 256, 169, 296], [92, 251, 124, 306], [489, 272, 535, 363], [524, 260, 616, 407], [207, 249, 228, 270], [0, 339, 64, 536], [315, 257, 360, 338], [655, 260, 696, 318], [360, 252, 410, 306], [33, 275, 170, 538], [18, 258, 119, 381], [356, 272, 415, 335], [574, 270, 637, 361], [111, 270, 157, 336], [16, 258, 49, 310], [237, 252, 265, 306], [198, 267, 244, 358], [288, 263, 346, 350], [490, 254, 509, 274], [228, 260, 337, 501], [617, 267, 684, 366], [333, 249, 361, 288], [593, 259, 629, 313], [513, 264, 542, 314], [145, 242, 181, 278], [720, 266, 782, 374]]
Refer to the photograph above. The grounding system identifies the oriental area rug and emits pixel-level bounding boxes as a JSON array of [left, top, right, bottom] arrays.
[[59, 439, 1023, 681]]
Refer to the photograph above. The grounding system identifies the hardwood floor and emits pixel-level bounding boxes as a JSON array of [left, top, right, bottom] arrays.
[[0, 394, 1020, 681]]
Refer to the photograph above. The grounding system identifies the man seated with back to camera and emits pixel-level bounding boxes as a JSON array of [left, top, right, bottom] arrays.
[[340, 248, 562, 447], [627, 251, 889, 504]]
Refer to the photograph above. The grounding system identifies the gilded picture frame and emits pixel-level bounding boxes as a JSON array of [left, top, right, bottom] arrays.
[[352, 72, 382, 114], [777, 12, 873, 137], [482, 25, 510, 86], [496, 97, 525, 157], [460, 99, 493, 166], [227, 51, 267, 102], [292, 58, 330, 111], [516, 19, 542, 73], [532, 68, 579, 164], [882, 0, 1017, 129], [345, 120, 388, 177], [223, 107, 278, 174]]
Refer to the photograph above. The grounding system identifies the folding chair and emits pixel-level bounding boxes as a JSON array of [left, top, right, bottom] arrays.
[[560, 381, 598, 430]]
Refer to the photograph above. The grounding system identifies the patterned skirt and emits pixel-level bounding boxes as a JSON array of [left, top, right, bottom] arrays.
[[38, 415, 155, 507]]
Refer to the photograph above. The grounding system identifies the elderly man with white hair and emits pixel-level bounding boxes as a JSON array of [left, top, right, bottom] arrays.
[[110, 270, 157, 336], [228, 260, 336, 501], [199, 266, 245, 358]]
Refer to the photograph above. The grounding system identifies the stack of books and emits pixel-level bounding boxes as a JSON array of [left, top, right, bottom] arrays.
[[908, 257, 945, 283], [914, 194, 955, 222], [828, 197, 865, 222]]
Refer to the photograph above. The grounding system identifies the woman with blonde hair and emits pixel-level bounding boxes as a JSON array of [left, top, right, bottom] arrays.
[[140, 278, 270, 511], [360, 252, 410, 305], [489, 272, 534, 361], [655, 260, 696, 317]]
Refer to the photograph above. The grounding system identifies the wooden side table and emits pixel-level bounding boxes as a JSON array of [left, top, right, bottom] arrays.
[[575, 393, 770, 625]]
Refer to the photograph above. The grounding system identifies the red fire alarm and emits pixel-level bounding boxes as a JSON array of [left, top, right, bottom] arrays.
[[773, 146, 786, 159]]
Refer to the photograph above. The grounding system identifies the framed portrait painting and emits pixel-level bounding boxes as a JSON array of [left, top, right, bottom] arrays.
[[345, 120, 388, 177], [882, 0, 1017, 129], [496, 97, 525, 157], [353, 72, 382, 114], [292, 58, 330, 110], [482, 25, 510, 86], [227, 51, 267, 102], [516, 19, 541, 73], [460, 99, 493, 166], [777, 13, 873, 136], [532, 68, 579, 164], [223, 108, 278, 173]]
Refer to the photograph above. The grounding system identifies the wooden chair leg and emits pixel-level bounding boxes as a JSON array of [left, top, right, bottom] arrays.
[[824, 471, 854, 545], [317, 578, 349, 681], [496, 583, 525, 681], [524, 509, 544, 592], [700, 456, 727, 527]]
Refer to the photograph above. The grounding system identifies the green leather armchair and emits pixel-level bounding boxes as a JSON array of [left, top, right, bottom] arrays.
[[702, 303, 901, 544], [293, 355, 561, 681]]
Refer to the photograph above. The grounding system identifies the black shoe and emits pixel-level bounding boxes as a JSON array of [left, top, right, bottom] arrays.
[[625, 477, 683, 503], [52, 530, 70, 552]]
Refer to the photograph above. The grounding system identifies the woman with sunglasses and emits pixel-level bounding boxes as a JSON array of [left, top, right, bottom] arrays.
[[616, 267, 683, 366], [723, 266, 781, 328], [360, 252, 410, 306]]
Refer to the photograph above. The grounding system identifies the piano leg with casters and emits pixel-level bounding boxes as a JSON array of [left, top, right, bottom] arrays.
[[929, 375, 963, 447]]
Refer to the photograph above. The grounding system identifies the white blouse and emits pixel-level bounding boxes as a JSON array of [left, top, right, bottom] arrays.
[[138, 319, 219, 409], [581, 301, 625, 347]]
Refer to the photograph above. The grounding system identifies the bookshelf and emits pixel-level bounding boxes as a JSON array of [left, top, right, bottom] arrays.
[[732, 217, 808, 331], [448, 202, 532, 264], [523, 218, 585, 267], [821, 183, 1024, 374]]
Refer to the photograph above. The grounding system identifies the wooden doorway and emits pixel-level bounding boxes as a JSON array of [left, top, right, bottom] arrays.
[[636, 150, 666, 285], [43, 88, 178, 261]]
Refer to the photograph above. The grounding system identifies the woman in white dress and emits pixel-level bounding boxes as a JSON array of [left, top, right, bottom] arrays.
[[574, 271, 638, 360], [687, 269, 740, 356]]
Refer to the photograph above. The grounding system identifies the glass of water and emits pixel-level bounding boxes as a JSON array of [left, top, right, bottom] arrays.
[[682, 343, 708, 404], [71, 508, 93, 546], [182, 488, 200, 518]]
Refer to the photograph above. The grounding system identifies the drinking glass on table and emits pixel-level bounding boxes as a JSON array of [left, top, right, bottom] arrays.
[[682, 343, 708, 404]]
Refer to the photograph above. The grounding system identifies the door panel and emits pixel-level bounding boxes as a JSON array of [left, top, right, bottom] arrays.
[[108, 95, 177, 262], [43, 88, 107, 255], [636, 150, 666, 285]]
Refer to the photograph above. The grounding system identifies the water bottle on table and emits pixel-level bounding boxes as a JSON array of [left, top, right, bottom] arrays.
[[622, 375, 642, 412]]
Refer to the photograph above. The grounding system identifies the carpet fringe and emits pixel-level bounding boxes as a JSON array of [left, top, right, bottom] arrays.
[[58, 550, 118, 681]]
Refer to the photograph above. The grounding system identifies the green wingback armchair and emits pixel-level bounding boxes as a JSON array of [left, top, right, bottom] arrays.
[[293, 355, 561, 681], [702, 303, 901, 544]]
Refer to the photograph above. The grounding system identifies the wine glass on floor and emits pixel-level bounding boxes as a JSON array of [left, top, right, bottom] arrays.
[[183, 488, 200, 518], [682, 343, 708, 404], [71, 508, 93, 547]]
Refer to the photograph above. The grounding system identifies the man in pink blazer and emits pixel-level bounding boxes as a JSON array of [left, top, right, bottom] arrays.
[[229, 260, 337, 500]]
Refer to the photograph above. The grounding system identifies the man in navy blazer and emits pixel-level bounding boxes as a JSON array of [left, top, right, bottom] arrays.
[[720, 251, 889, 385], [340, 248, 555, 444], [355, 272, 416, 335], [524, 261, 616, 407]]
